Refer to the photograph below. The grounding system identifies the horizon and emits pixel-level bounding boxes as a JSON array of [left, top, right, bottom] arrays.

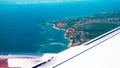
[[0, 0, 119, 4]]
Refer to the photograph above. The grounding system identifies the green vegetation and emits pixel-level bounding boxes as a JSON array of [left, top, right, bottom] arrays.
[[47, 12, 120, 47]]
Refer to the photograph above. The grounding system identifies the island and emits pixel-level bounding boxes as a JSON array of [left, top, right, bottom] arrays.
[[46, 12, 120, 47]]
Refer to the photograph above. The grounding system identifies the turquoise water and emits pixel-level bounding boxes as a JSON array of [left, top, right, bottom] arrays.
[[0, 1, 120, 54]]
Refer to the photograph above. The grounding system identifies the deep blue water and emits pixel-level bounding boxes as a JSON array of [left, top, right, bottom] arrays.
[[0, 1, 120, 53]]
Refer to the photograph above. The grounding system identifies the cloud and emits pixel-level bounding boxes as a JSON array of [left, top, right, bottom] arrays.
[[13, 0, 92, 4], [0, 0, 94, 4], [48, 42, 66, 46], [37, 42, 67, 53], [0, 0, 98, 4]]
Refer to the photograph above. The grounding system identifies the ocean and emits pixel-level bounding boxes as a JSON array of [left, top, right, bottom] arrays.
[[0, 1, 120, 54]]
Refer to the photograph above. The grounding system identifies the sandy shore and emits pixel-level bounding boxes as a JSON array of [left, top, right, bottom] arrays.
[[52, 24, 73, 47]]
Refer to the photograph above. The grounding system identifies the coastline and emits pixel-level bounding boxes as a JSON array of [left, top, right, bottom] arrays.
[[52, 24, 73, 47], [48, 12, 120, 47], [53, 24, 66, 31]]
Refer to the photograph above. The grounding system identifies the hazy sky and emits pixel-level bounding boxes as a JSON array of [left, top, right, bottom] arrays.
[[0, 0, 98, 4], [0, 0, 119, 4]]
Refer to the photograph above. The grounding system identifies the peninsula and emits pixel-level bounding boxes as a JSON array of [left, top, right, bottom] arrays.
[[47, 12, 120, 47]]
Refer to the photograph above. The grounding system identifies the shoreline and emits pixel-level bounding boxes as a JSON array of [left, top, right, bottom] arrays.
[[49, 12, 120, 47], [53, 24, 66, 31], [52, 24, 73, 47]]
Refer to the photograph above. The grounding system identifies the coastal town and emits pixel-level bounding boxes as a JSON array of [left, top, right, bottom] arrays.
[[47, 12, 120, 47]]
